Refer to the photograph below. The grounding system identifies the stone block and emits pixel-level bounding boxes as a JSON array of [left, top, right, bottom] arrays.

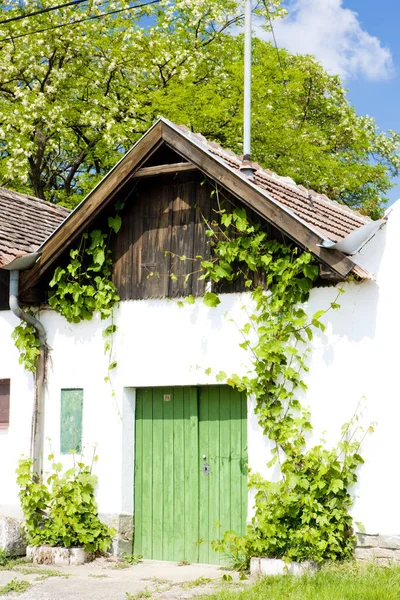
[[393, 550, 400, 562], [373, 548, 394, 559], [250, 557, 316, 577], [355, 547, 374, 561], [259, 558, 287, 576], [375, 558, 392, 567], [378, 535, 400, 549], [53, 547, 70, 566], [0, 517, 26, 556], [28, 545, 89, 566], [69, 548, 88, 566], [356, 533, 379, 548], [249, 558, 260, 577], [31, 545, 55, 565]]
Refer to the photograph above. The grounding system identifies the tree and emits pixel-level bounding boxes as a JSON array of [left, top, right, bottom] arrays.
[[0, 0, 397, 218]]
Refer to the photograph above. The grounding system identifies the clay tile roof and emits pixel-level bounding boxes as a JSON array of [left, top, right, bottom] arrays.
[[176, 125, 371, 242], [0, 188, 70, 268]]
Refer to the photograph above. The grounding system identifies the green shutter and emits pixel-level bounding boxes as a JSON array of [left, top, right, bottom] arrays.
[[60, 389, 83, 454]]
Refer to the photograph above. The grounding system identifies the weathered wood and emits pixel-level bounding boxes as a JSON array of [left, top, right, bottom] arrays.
[[134, 162, 196, 178], [20, 122, 164, 294], [0, 379, 10, 428], [160, 122, 353, 279]]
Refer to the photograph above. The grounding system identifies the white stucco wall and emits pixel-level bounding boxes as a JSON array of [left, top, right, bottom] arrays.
[[1, 200, 400, 537]]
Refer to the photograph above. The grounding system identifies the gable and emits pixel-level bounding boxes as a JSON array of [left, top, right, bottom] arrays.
[[16, 117, 373, 300]]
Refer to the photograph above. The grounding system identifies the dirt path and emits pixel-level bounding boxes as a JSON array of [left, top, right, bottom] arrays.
[[0, 557, 247, 599]]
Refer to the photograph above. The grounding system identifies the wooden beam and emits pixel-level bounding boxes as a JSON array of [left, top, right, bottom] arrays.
[[134, 162, 196, 178], [20, 122, 164, 293], [161, 122, 355, 279]]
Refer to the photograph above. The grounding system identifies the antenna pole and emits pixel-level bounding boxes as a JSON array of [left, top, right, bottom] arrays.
[[243, 0, 252, 160]]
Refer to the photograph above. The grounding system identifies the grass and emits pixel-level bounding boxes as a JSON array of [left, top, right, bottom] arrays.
[[0, 558, 30, 571], [125, 588, 152, 599], [88, 573, 110, 579], [0, 579, 32, 596], [111, 562, 131, 569], [13, 566, 68, 577], [200, 563, 400, 600]]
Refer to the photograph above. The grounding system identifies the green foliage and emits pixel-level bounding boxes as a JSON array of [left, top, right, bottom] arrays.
[[48, 227, 120, 324], [0, 579, 31, 596], [201, 201, 367, 564], [11, 320, 40, 373], [16, 456, 114, 553], [123, 553, 143, 565], [0, 3, 396, 216], [189, 564, 400, 600], [0, 550, 8, 567]]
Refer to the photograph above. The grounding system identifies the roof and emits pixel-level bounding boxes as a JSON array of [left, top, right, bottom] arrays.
[[175, 124, 371, 243], [0, 188, 70, 268], [19, 118, 373, 290]]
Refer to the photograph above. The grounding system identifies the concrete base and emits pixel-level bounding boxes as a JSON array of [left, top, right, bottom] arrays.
[[99, 513, 133, 556], [250, 557, 316, 577], [27, 546, 89, 566], [0, 516, 25, 556]]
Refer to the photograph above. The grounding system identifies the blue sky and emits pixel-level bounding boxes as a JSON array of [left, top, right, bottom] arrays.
[[270, 0, 400, 204]]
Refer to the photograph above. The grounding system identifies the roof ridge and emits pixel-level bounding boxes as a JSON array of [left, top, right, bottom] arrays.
[[176, 125, 371, 226]]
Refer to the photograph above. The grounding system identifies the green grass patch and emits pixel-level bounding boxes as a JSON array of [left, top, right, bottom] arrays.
[[201, 564, 400, 600], [0, 579, 31, 596], [13, 566, 68, 577]]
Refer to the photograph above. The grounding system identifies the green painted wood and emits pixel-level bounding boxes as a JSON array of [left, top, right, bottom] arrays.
[[133, 390, 143, 555], [134, 385, 247, 564], [198, 386, 209, 564], [60, 389, 83, 454], [151, 388, 164, 559], [172, 387, 185, 559], [141, 388, 153, 557], [162, 387, 174, 560], [184, 387, 199, 563], [198, 386, 248, 564]]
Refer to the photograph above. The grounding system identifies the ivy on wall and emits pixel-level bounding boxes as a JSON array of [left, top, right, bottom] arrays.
[[13, 202, 124, 381], [191, 197, 370, 565]]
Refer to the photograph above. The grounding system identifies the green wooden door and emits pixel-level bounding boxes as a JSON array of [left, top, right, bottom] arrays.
[[134, 386, 247, 564]]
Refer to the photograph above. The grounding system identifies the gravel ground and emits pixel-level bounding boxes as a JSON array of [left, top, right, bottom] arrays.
[[0, 556, 247, 600]]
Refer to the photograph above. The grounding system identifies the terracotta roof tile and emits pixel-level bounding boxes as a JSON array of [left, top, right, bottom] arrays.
[[177, 126, 371, 242], [0, 188, 70, 268]]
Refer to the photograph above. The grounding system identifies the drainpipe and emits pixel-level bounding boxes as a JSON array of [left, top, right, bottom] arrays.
[[5, 253, 46, 478]]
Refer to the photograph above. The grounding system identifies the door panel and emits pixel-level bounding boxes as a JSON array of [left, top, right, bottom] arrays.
[[134, 386, 247, 564], [198, 386, 248, 564]]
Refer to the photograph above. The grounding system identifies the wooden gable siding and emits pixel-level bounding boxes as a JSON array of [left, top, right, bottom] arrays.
[[113, 171, 210, 299], [112, 171, 264, 300]]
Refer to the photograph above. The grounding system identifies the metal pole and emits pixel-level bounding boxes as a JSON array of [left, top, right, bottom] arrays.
[[243, 0, 252, 160]]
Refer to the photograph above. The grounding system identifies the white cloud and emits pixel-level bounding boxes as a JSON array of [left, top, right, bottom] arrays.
[[258, 0, 394, 80]]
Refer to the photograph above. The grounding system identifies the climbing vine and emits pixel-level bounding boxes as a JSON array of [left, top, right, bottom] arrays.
[[13, 202, 124, 381], [11, 318, 40, 373], [191, 195, 369, 565]]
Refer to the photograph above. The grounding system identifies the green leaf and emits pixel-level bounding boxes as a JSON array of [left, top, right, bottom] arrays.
[[108, 214, 122, 233], [203, 292, 220, 307]]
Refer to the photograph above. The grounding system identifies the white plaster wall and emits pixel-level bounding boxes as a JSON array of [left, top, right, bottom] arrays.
[[1, 200, 400, 538], [0, 312, 34, 517]]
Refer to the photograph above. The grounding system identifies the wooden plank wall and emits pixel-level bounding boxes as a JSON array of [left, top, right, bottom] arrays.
[[112, 171, 247, 300]]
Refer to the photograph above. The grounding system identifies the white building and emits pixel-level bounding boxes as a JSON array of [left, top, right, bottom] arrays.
[[0, 119, 396, 562]]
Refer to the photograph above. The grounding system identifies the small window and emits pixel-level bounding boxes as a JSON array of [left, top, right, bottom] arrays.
[[60, 389, 83, 454], [0, 379, 10, 429]]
